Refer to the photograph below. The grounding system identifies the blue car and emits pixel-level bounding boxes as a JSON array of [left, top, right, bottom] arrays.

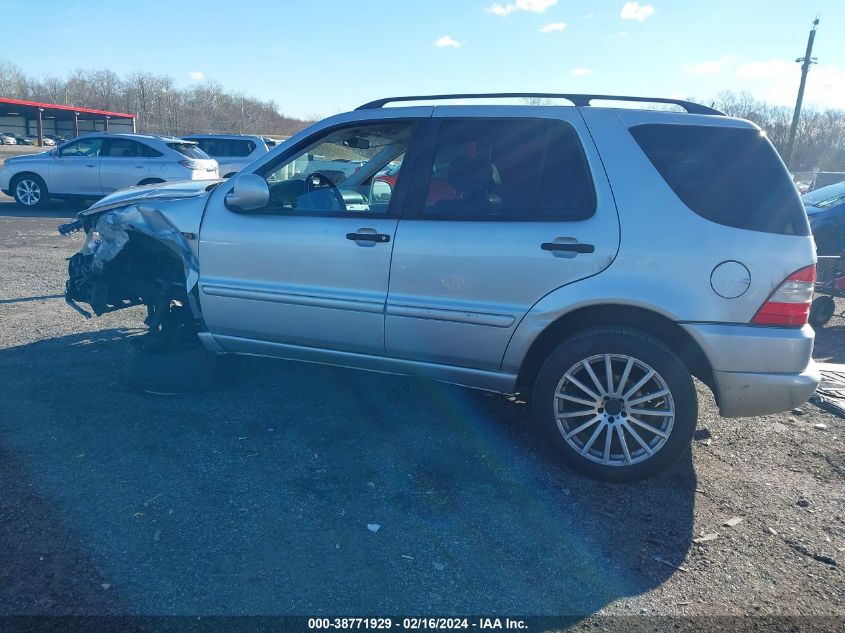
[[804, 180, 845, 255]]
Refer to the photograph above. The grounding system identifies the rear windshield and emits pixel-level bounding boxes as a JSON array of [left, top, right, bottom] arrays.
[[630, 124, 809, 236], [167, 142, 211, 160]]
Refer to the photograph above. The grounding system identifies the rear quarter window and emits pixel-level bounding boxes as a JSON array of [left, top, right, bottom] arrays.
[[630, 124, 809, 236], [168, 142, 211, 160]]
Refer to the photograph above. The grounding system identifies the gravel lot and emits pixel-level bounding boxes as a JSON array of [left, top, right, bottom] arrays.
[[0, 197, 843, 620]]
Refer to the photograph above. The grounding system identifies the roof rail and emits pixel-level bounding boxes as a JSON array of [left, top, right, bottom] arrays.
[[355, 93, 723, 115]]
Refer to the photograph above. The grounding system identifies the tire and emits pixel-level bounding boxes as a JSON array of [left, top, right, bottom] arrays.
[[12, 174, 49, 209], [809, 295, 836, 327], [532, 327, 698, 482], [125, 335, 223, 395]]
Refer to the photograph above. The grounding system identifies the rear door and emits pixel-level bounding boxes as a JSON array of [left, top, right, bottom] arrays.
[[385, 107, 619, 371], [99, 138, 149, 192]]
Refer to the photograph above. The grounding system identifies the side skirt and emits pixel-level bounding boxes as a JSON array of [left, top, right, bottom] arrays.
[[200, 333, 518, 394]]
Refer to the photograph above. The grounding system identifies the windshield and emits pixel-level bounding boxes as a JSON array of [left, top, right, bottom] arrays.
[[167, 142, 211, 160], [802, 180, 845, 209]]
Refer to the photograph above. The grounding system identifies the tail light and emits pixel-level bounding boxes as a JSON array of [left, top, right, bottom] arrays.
[[179, 159, 200, 170], [751, 264, 816, 327]]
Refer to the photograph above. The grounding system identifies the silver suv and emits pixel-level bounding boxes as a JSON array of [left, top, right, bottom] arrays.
[[1, 132, 219, 208], [182, 134, 269, 178], [59, 93, 820, 481]]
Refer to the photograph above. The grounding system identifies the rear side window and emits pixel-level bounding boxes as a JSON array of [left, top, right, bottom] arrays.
[[168, 142, 211, 160], [422, 118, 596, 220], [630, 124, 808, 236]]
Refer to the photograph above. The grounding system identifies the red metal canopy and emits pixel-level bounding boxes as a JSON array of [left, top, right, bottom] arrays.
[[0, 97, 134, 119]]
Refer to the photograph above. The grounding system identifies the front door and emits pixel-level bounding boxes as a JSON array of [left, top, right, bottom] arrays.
[[198, 116, 422, 356], [385, 109, 620, 371], [49, 137, 104, 195]]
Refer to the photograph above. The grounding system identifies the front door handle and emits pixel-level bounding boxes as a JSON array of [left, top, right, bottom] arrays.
[[346, 231, 390, 244], [85, 163, 97, 168], [541, 241, 595, 254]]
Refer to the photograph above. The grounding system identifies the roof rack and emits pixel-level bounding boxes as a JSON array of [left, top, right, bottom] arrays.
[[356, 93, 723, 115]]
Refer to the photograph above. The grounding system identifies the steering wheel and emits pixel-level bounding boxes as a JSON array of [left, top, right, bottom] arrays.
[[304, 172, 346, 211]]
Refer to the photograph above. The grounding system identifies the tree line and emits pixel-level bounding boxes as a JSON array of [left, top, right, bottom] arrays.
[[0, 60, 312, 138], [712, 91, 845, 174]]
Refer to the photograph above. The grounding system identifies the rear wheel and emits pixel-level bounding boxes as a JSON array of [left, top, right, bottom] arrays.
[[809, 295, 836, 327], [533, 327, 697, 482], [12, 174, 48, 209]]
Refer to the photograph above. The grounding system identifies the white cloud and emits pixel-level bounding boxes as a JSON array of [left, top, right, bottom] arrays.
[[683, 54, 738, 75], [571, 68, 592, 77], [735, 58, 845, 109], [434, 35, 461, 48], [188, 71, 204, 81], [620, 2, 655, 21], [486, 0, 557, 17], [584, 13, 594, 19], [539, 22, 566, 33]]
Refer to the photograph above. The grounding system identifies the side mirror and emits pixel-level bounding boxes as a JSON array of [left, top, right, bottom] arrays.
[[225, 173, 270, 212], [370, 179, 392, 203]]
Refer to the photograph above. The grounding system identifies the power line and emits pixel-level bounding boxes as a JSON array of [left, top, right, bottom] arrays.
[[784, 15, 820, 169]]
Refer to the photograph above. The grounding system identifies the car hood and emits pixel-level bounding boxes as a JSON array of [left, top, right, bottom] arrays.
[[59, 179, 223, 237], [4, 150, 52, 162], [83, 179, 223, 215]]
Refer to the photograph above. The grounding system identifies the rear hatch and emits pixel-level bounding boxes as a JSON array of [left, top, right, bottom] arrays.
[[168, 141, 219, 175]]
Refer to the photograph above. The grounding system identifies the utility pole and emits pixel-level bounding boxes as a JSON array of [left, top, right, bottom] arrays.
[[784, 16, 819, 169]]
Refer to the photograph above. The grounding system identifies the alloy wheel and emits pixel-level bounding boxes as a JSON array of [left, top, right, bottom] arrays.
[[15, 179, 41, 206], [553, 354, 675, 466]]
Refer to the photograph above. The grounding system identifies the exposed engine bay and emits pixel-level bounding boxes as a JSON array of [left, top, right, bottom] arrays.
[[59, 202, 206, 348]]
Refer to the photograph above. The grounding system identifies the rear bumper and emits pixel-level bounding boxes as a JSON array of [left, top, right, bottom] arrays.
[[713, 362, 820, 417], [681, 323, 819, 417]]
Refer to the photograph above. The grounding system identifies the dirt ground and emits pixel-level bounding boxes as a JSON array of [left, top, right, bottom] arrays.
[[0, 199, 842, 621]]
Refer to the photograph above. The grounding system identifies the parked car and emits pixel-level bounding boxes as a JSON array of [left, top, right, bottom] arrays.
[[45, 134, 68, 144], [36, 136, 56, 146], [59, 93, 819, 482], [0, 132, 219, 208], [182, 134, 269, 178], [13, 135, 34, 145], [0, 132, 17, 145], [803, 180, 845, 255]]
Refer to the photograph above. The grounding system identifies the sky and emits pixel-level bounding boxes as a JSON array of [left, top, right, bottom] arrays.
[[1, 0, 843, 119]]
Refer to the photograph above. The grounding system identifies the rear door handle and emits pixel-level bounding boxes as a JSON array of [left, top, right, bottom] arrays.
[[541, 241, 595, 254], [346, 231, 390, 244]]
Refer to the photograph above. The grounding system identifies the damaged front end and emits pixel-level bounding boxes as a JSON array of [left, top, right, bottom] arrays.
[[60, 203, 204, 347]]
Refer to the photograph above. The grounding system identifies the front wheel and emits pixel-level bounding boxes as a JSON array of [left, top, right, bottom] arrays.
[[12, 174, 49, 209], [533, 327, 698, 482]]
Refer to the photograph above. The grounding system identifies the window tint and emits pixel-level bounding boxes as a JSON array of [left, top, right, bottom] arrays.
[[59, 138, 103, 157], [421, 119, 596, 220], [102, 139, 144, 158], [194, 138, 256, 158], [630, 124, 809, 236], [260, 121, 415, 215], [139, 143, 163, 158], [167, 142, 211, 160]]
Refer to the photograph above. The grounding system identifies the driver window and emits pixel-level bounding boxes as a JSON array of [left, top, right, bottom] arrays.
[[59, 138, 104, 158], [262, 122, 415, 214]]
